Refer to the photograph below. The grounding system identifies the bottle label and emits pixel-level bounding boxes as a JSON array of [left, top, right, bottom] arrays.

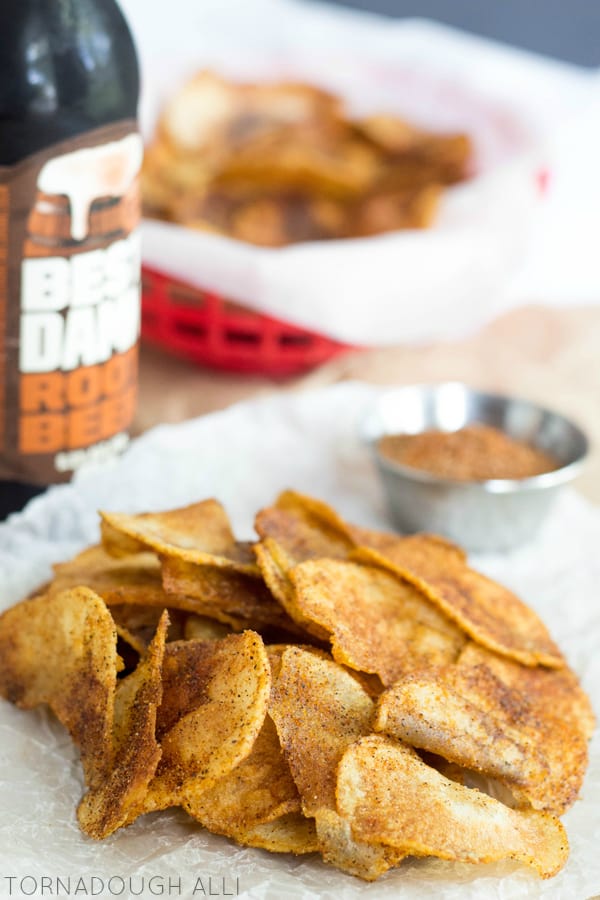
[[0, 120, 143, 484]]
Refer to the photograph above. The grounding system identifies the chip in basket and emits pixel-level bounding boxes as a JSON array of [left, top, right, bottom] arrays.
[[142, 71, 472, 246]]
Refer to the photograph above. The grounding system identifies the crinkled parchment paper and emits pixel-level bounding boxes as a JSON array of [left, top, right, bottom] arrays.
[[0, 383, 598, 900]]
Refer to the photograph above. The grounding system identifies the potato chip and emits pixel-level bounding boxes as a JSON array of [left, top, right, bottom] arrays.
[[100, 520, 151, 558], [49, 544, 255, 635], [345, 669, 384, 699], [215, 134, 378, 199], [160, 71, 343, 157], [110, 606, 161, 656], [378, 132, 472, 186], [357, 115, 423, 154], [137, 631, 270, 818], [100, 501, 258, 574], [183, 614, 232, 641], [185, 716, 300, 833], [269, 646, 400, 879], [254, 538, 329, 640], [289, 559, 465, 685], [179, 189, 352, 246], [228, 196, 291, 247], [453, 642, 594, 812], [161, 555, 298, 633], [49, 545, 163, 604], [354, 528, 467, 562], [459, 642, 595, 740], [269, 647, 373, 809], [353, 540, 563, 668], [375, 665, 552, 808], [77, 612, 168, 838], [52, 548, 276, 644], [50, 541, 276, 633], [109, 604, 185, 654], [255, 490, 356, 565], [143, 72, 471, 244], [0, 587, 118, 788], [265, 642, 331, 683], [157, 71, 239, 154], [232, 813, 318, 855], [255, 490, 460, 571], [253, 538, 295, 606], [353, 184, 441, 236], [314, 808, 404, 880], [337, 735, 569, 878]]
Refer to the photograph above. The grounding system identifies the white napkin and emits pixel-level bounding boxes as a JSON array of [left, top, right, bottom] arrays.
[[0, 383, 598, 899]]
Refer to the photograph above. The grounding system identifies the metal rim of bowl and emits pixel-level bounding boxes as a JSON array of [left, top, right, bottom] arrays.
[[364, 382, 589, 495]]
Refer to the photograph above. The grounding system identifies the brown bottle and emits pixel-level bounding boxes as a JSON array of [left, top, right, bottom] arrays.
[[0, 0, 142, 519]]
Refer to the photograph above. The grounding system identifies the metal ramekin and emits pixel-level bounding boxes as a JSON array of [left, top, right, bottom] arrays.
[[362, 383, 589, 553]]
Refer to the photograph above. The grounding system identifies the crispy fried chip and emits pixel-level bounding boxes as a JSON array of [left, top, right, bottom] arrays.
[[100, 501, 257, 573], [0, 587, 118, 788], [49, 545, 163, 602], [353, 184, 441, 236], [453, 642, 594, 812], [53, 542, 281, 632], [269, 647, 374, 816], [255, 490, 463, 571], [253, 538, 295, 606], [77, 612, 168, 838], [358, 116, 472, 184], [100, 519, 152, 558], [288, 559, 465, 685], [313, 808, 404, 880], [159, 71, 344, 156], [143, 71, 471, 244], [111, 606, 161, 656], [161, 555, 297, 632], [269, 647, 400, 880], [49, 544, 256, 635], [183, 614, 232, 641], [375, 666, 552, 809], [255, 490, 356, 564], [459, 642, 595, 740], [232, 813, 318, 854], [216, 135, 377, 200], [138, 631, 270, 817], [265, 642, 331, 683], [109, 604, 185, 654], [353, 539, 563, 668], [185, 715, 300, 833], [337, 735, 569, 878], [254, 538, 329, 640], [357, 114, 423, 153], [355, 528, 467, 562]]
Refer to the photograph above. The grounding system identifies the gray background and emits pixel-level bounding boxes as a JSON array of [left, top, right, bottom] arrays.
[[328, 0, 600, 66]]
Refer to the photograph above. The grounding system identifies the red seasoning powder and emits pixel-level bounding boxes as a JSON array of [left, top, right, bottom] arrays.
[[377, 423, 558, 482]]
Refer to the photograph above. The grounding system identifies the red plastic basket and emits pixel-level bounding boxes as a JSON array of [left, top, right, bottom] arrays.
[[141, 266, 353, 376]]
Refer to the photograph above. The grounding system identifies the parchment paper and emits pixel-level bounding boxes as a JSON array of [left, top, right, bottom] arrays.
[[0, 383, 598, 899]]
